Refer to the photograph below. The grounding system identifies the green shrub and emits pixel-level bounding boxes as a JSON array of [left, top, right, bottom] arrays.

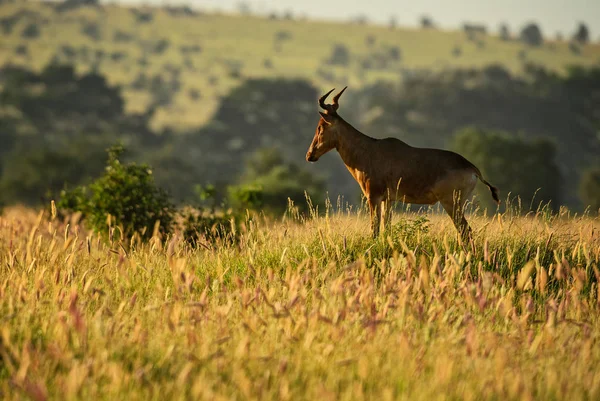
[[235, 148, 326, 216], [180, 184, 260, 246], [579, 166, 600, 213], [57, 145, 174, 241]]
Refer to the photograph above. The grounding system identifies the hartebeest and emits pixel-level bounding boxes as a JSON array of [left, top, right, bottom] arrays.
[[306, 87, 499, 241]]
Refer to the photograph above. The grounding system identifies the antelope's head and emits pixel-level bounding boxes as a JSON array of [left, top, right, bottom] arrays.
[[306, 86, 347, 162]]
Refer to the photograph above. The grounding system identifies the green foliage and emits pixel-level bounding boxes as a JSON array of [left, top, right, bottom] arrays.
[[451, 127, 561, 213], [227, 184, 264, 211], [57, 145, 175, 241], [391, 215, 430, 239], [0, 141, 106, 206], [579, 166, 600, 213], [326, 44, 351, 66], [180, 208, 237, 246], [21, 22, 40, 39], [0, 64, 171, 206], [171, 77, 350, 201], [179, 184, 258, 246], [236, 148, 326, 215]]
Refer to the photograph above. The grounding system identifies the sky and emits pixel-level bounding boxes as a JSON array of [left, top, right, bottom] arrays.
[[111, 0, 599, 37]]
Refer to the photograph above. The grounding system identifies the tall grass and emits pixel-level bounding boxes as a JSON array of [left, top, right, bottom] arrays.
[[0, 199, 599, 400]]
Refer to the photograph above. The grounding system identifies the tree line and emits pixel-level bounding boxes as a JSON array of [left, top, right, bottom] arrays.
[[0, 62, 599, 215]]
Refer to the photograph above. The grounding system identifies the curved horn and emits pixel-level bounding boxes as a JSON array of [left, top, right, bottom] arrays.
[[331, 86, 347, 110], [319, 88, 336, 110]]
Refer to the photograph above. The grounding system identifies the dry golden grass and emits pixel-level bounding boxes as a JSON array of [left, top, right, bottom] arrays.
[[0, 203, 599, 400]]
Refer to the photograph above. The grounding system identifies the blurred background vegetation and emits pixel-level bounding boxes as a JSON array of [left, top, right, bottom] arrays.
[[0, 0, 599, 218]]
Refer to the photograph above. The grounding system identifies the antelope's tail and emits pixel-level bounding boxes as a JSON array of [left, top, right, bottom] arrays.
[[473, 168, 500, 204]]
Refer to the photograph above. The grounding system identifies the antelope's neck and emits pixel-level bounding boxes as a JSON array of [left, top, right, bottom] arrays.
[[335, 121, 376, 171]]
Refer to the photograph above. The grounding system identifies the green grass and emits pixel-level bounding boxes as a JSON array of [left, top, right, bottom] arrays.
[[2, 2, 600, 131], [0, 200, 599, 400]]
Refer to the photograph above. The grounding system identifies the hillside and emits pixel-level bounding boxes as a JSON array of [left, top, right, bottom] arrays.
[[2, 1, 600, 131]]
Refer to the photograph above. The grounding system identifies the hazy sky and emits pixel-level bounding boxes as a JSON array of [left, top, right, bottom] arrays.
[[113, 0, 599, 37]]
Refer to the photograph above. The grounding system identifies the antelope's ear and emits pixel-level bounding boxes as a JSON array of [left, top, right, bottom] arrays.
[[319, 111, 333, 124]]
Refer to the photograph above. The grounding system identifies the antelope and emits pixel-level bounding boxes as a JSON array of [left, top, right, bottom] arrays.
[[306, 87, 499, 242]]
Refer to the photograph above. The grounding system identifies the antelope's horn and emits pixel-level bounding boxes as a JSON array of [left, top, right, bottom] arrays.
[[319, 88, 336, 110], [331, 86, 347, 110]]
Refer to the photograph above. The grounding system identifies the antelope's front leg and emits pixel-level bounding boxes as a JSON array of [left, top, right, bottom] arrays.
[[369, 197, 382, 238], [382, 199, 393, 234]]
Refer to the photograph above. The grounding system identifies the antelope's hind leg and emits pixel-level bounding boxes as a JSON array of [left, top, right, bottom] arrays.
[[439, 195, 473, 246], [368, 196, 383, 239]]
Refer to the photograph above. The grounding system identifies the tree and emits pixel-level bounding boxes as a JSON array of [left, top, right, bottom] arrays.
[[420, 16, 435, 29], [499, 24, 510, 41], [520, 23, 543, 46], [1, 64, 124, 134], [579, 166, 600, 213], [0, 64, 165, 207], [237, 2, 251, 16], [451, 127, 561, 213], [21, 23, 40, 39], [55, 0, 100, 12], [0, 140, 107, 205], [573, 22, 590, 44], [326, 44, 351, 66]]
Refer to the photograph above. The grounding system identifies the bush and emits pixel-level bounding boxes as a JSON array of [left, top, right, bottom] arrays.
[[180, 184, 260, 246], [388, 46, 402, 61], [21, 23, 40, 39], [569, 41, 582, 55], [420, 16, 435, 29], [82, 22, 102, 41], [499, 24, 511, 40], [114, 30, 133, 42], [132, 9, 153, 24], [275, 30, 292, 42], [326, 44, 350, 66], [153, 39, 170, 54], [235, 147, 325, 216], [579, 166, 600, 213], [14, 44, 28, 56], [188, 88, 201, 101], [57, 145, 175, 241]]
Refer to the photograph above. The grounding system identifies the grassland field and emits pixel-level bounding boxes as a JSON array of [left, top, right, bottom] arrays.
[[0, 199, 599, 400], [2, 2, 600, 130], [2, 2, 600, 399]]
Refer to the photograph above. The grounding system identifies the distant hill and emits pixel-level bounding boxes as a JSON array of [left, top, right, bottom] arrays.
[[1, 1, 599, 131]]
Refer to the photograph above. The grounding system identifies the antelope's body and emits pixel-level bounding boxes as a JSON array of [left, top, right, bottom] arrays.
[[306, 87, 499, 241]]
